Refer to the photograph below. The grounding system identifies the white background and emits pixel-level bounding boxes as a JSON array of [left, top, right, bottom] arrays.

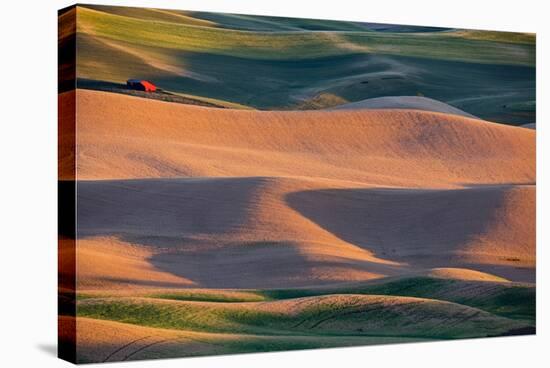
[[0, 0, 547, 366]]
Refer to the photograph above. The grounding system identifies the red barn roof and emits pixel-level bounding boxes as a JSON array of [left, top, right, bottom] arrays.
[[140, 80, 157, 92]]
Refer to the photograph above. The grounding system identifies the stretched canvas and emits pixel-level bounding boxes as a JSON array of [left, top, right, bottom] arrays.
[[58, 4, 536, 364]]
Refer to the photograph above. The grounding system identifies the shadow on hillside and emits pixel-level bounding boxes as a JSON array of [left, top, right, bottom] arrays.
[[285, 186, 535, 282]]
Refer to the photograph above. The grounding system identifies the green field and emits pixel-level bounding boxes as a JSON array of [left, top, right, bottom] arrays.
[[74, 5, 536, 125], [76, 275, 535, 344], [67, 272, 535, 362]]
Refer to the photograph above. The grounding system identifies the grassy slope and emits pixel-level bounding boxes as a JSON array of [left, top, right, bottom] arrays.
[[74, 275, 535, 361], [77, 7, 348, 59], [259, 277, 536, 323], [447, 30, 535, 44], [76, 5, 535, 124], [78, 6, 533, 64], [79, 276, 535, 323], [83, 5, 218, 27], [185, 11, 376, 32], [78, 294, 528, 339]]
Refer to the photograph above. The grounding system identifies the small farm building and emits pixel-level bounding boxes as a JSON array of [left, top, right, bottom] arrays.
[[126, 79, 157, 92]]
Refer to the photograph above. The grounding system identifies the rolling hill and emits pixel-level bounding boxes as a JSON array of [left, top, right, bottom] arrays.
[[67, 90, 535, 185], [329, 96, 478, 119], [71, 5, 536, 124], [58, 87, 535, 363], [64, 90, 535, 290], [69, 278, 534, 363]]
